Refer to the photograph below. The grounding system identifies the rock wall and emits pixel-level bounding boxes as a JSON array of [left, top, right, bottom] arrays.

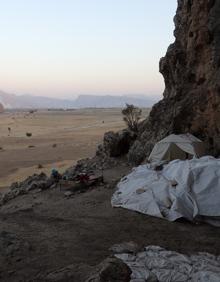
[[128, 0, 220, 164]]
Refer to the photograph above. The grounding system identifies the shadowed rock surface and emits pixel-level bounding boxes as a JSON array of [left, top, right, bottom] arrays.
[[96, 130, 136, 158], [128, 0, 220, 164]]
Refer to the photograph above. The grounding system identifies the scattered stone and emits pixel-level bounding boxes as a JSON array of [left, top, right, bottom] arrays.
[[63, 156, 120, 181], [34, 188, 42, 193], [0, 173, 55, 206], [50, 183, 57, 189], [64, 191, 73, 198]]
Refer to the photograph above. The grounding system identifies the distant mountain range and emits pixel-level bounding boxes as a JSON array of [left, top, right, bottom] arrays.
[[0, 90, 158, 109], [73, 95, 158, 108], [0, 90, 74, 109]]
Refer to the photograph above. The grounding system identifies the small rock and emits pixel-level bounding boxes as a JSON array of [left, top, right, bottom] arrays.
[[64, 191, 73, 198], [45, 264, 75, 281], [86, 257, 131, 282], [110, 242, 143, 254]]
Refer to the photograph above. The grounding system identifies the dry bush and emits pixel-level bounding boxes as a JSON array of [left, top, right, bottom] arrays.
[[26, 132, 32, 137], [122, 104, 142, 132]]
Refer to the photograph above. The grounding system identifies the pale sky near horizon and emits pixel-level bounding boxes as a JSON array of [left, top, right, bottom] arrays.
[[0, 0, 177, 99]]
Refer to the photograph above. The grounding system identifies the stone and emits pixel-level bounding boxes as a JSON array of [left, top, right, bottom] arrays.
[[45, 264, 75, 281], [63, 155, 122, 181], [64, 191, 73, 198], [86, 257, 131, 282], [128, 0, 220, 164], [0, 173, 55, 206], [110, 242, 142, 254], [10, 173, 53, 193]]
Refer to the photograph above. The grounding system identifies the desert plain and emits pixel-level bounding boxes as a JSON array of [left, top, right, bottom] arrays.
[[0, 108, 146, 191]]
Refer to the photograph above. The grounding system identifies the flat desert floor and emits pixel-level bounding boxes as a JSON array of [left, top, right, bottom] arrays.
[[0, 108, 149, 191]]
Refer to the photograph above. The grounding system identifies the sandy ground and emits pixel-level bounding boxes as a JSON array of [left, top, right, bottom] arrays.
[[0, 109, 149, 190], [1, 164, 220, 282]]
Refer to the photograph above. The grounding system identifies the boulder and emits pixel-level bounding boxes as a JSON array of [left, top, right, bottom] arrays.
[[97, 129, 136, 158]]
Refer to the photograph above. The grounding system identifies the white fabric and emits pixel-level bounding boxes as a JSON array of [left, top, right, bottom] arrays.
[[115, 245, 220, 282], [112, 156, 220, 226], [148, 133, 205, 163]]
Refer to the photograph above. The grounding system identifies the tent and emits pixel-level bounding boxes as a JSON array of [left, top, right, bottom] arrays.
[[112, 156, 220, 226], [148, 133, 205, 163]]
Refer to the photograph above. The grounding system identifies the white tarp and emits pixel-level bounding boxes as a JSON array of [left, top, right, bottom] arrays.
[[115, 245, 220, 282], [112, 156, 220, 226], [148, 133, 205, 163]]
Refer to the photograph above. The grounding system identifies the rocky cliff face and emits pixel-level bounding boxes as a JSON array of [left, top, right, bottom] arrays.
[[128, 0, 220, 164]]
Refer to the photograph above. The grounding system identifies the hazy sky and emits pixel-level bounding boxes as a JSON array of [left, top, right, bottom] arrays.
[[0, 0, 177, 98]]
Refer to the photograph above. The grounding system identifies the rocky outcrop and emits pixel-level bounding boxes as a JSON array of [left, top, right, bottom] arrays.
[[10, 172, 53, 192], [0, 173, 54, 206], [128, 0, 220, 164], [96, 129, 136, 158]]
